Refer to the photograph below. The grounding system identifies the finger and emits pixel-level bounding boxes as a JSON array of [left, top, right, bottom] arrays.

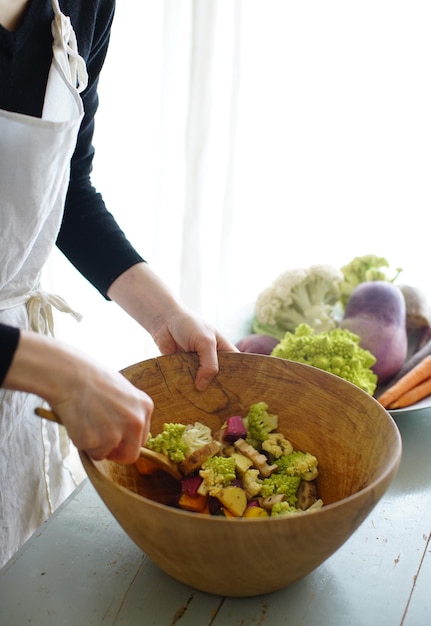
[[106, 437, 144, 464], [194, 352, 219, 391]]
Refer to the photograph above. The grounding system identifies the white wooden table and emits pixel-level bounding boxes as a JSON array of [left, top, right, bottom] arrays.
[[1, 407, 430, 626]]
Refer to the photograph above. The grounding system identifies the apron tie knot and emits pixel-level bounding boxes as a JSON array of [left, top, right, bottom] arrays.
[[52, 9, 88, 93], [26, 290, 82, 336]]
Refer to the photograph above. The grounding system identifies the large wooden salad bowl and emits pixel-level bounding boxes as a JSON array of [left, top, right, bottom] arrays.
[[80, 352, 402, 597]]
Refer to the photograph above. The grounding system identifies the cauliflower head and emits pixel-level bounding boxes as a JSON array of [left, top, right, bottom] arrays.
[[253, 264, 344, 339], [182, 422, 213, 454], [271, 323, 378, 394], [242, 468, 263, 498], [340, 254, 402, 308]]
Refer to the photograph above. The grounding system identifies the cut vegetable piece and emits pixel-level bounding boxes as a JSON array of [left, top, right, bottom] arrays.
[[243, 506, 269, 518], [180, 440, 221, 475], [216, 486, 248, 517], [297, 480, 318, 510], [223, 415, 247, 442], [135, 456, 160, 475], [178, 492, 208, 512]]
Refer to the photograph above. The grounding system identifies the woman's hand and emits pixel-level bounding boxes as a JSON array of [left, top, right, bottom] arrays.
[[3, 330, 153, 463], [107, 262, 238, 391]]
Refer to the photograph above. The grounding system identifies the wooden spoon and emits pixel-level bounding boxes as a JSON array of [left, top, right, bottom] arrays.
[[34, 407, 183, 480]]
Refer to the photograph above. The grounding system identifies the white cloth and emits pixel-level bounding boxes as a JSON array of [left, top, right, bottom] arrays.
[[0, 0, 88, 568]]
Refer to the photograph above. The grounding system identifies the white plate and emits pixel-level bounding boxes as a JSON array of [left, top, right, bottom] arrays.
[[388, 394, 431, 416]]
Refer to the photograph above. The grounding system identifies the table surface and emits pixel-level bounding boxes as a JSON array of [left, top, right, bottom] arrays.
[[1, 407, 430, 626]]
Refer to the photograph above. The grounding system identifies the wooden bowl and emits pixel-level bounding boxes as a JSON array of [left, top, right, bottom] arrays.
[[80, 352, 402, 597]]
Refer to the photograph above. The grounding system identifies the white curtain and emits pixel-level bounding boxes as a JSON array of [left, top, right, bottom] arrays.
[[48, 0, 431, 370]]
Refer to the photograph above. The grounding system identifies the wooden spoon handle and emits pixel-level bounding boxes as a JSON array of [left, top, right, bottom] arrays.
[[34, 406, 182, 480]]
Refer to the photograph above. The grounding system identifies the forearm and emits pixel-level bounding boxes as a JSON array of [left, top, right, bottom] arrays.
[[2, 328, 153, 462], [2, 330, 85, 405], [107, 262, 185, 337]]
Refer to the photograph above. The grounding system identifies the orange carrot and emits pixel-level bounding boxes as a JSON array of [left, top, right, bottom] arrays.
[[178, 492, 208, 512], [135, 456, 160, 475], [388, 377, 431, 409], [377, 355, 431, 408]]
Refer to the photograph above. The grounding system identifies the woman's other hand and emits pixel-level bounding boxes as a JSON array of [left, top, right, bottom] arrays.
[[107, 262, 238, 391], [3, 331, 153, 463]]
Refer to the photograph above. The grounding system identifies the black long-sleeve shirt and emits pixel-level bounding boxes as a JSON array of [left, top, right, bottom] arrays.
[[0, 0, 145, 382]]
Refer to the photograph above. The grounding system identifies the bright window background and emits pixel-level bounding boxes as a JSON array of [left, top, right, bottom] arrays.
[[48, 1, 431, 370]]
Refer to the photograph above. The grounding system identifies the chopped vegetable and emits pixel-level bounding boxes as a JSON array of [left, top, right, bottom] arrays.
[[198, 455, 237, 496], [270, 501, 300, 516], [243, 506, 269, 518], [296, 480, 318, 510], [216, 486, 248, 517], [261, 432, 293, 459], [182, 422, 214, 454], [181, 475, 203, 497], [260, 474, 302, 506], [223, 415, 247, 443], [178, 492, 209, 512], [243, 401, 278, 448], [146, 423, 188, 463], [241, 468, 263, 498], [180, 440, 221, 475], [234, 438, 278, 478], [253, 265, 344, 339], [137, 402, 324, 518], [271, 323, 378, 395], [146, 421, 215, 464], [229, 452, 253, 475], [274, 450, 319, 481], [377, 355, 431, 409]]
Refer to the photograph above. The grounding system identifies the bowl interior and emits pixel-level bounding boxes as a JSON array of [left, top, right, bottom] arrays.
[[118, 352, 400, 506]]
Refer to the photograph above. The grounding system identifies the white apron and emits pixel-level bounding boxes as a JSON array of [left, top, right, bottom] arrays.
[[0, 0, 88, 567]]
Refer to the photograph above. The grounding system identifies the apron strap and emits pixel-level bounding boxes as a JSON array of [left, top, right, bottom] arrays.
[[50, 0, 88, 93], [26, 290, 83, 336]]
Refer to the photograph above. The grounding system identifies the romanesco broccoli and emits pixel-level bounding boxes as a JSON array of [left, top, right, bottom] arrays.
[[271, 323, 378, 394], [198, 455, 237, 496], [275, 450, 319, 481], [253, 265, 344, 339], [243, 401, 278, 449], [340, 254, 402, 308], [260, 474, 301, 506], [146, 423, 188, 463], [146, 421, 215, 463], [270, 501, 300, 516]]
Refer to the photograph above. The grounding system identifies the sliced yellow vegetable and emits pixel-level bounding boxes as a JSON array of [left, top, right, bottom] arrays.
[[243, 506, 269, 518], [216, 486, 248, 517]]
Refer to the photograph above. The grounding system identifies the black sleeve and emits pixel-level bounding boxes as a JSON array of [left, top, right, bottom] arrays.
[[56, 0, 145, 299], [0, 324, 20, 386]]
